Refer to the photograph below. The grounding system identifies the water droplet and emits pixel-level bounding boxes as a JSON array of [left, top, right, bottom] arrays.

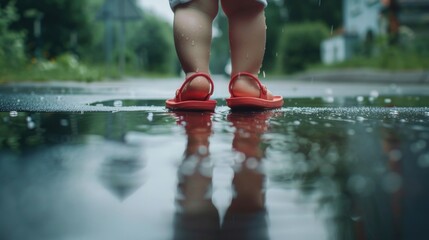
[[262, 71, 266, 78], [191, 40, 195, 46], [356, 96, 364, 102], [384, 98, 392, 104], [40, 96, 44, 101], [9, 111, 18, 117], [390, 110, 399, 116], [411, 140, 427, 153], [27, 121, 35, 129], [293, 120, 300, 126], [198, 146, 208, 155], [147, 112, 153, 122], [418, 153, 429, 168], [357, 116, 365, 121], [324, 96, 335, 103], [424, 112, 429, 117], [382, 172, 402, 193], [245, 158, 259, 170], [26, 116, 32, 122], [347, 175, 370, 195], [325, 88, 333, 95], [388, 149, 402, 161], [60, 119, 69, 127], [370, 90, 379, 98], [113, 100, 123, 107]]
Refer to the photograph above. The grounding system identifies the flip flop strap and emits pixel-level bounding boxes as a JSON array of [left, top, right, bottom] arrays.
[[229, 72, 268, 99], [176, 72, 214, 102]]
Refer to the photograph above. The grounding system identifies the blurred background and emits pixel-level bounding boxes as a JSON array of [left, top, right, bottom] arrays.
[[0, 0, 428, 82]]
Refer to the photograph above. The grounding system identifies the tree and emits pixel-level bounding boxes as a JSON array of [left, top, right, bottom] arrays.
[[1, 0, 93, 58], [0, 2, 25, 69], [281, 0, 343, 27], [129, 13, 175, 73]]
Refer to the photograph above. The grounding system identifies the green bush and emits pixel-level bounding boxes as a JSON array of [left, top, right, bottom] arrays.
[[276, 22, 329, 74], [0, 3, 26, 69]]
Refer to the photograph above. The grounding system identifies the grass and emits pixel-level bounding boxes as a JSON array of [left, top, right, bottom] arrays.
[[0, 54, 176, 83], [310, 46, 429, 72]]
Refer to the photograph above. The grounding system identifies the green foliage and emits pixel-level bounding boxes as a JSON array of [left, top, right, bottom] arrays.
[[7, 0, 93, 58], [1, 53, 101, 82], [0, 2, 26, 69], [264, 1, 288, 72], [277, 22, 329, 73], [210, 12, 229, 74], [320, 35, 429, 70], [129, 14, 175, 74], [281, 0, 343, 27]]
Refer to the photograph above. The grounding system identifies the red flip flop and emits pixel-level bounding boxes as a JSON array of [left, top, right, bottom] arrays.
[[166, 72, 217, 111], [226, 72, 284, 110]]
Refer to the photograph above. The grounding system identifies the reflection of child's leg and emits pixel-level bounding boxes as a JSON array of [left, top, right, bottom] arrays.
[[221, 112, 269, 240], [221, 0, 273, 99], [174, 112, 219, 239], [173, 0, 218, 100]]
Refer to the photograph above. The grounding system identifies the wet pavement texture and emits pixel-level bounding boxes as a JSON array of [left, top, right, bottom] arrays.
[[1, 77, 429, 240]]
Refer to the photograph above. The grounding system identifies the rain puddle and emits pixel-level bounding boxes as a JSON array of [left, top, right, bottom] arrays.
[[1, 96, 429, 240]]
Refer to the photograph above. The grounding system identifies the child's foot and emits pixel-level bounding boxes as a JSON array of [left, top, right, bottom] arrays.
[[226, 72, 283, 110], [230, 74, 274, 100], [166, 72, 217, 111], [180, 72, 212, 101]]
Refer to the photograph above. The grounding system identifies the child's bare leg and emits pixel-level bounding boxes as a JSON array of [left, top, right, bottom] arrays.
[[221, 0, 273, 99], [173, 0, 218, 100]]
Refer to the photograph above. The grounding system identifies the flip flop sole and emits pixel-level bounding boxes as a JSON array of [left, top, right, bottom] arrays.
[[166, 99, 217, 111], [226, 96, 283, 110]]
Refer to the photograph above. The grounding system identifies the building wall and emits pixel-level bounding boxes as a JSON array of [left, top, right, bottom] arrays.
[[344, 0, 384, 39]]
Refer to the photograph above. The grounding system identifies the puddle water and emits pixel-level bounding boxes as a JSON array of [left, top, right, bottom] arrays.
[[1, 96, 429, 240]]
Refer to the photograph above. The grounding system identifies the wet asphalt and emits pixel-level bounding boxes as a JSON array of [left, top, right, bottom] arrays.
[[0, 75, 428, 112]]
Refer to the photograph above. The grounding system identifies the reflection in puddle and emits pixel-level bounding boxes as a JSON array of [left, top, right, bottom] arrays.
[[98, 141, 146, 200], [0, 96, 429, 239]]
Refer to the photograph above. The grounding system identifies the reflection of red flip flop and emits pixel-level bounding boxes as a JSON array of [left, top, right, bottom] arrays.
[[226, 72, 283, 110], [166, 73, 217, 111]]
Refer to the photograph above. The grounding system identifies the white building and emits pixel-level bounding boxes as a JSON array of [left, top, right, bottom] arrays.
[[322, 0, 429, 64], [321, 0, 384, 64]]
